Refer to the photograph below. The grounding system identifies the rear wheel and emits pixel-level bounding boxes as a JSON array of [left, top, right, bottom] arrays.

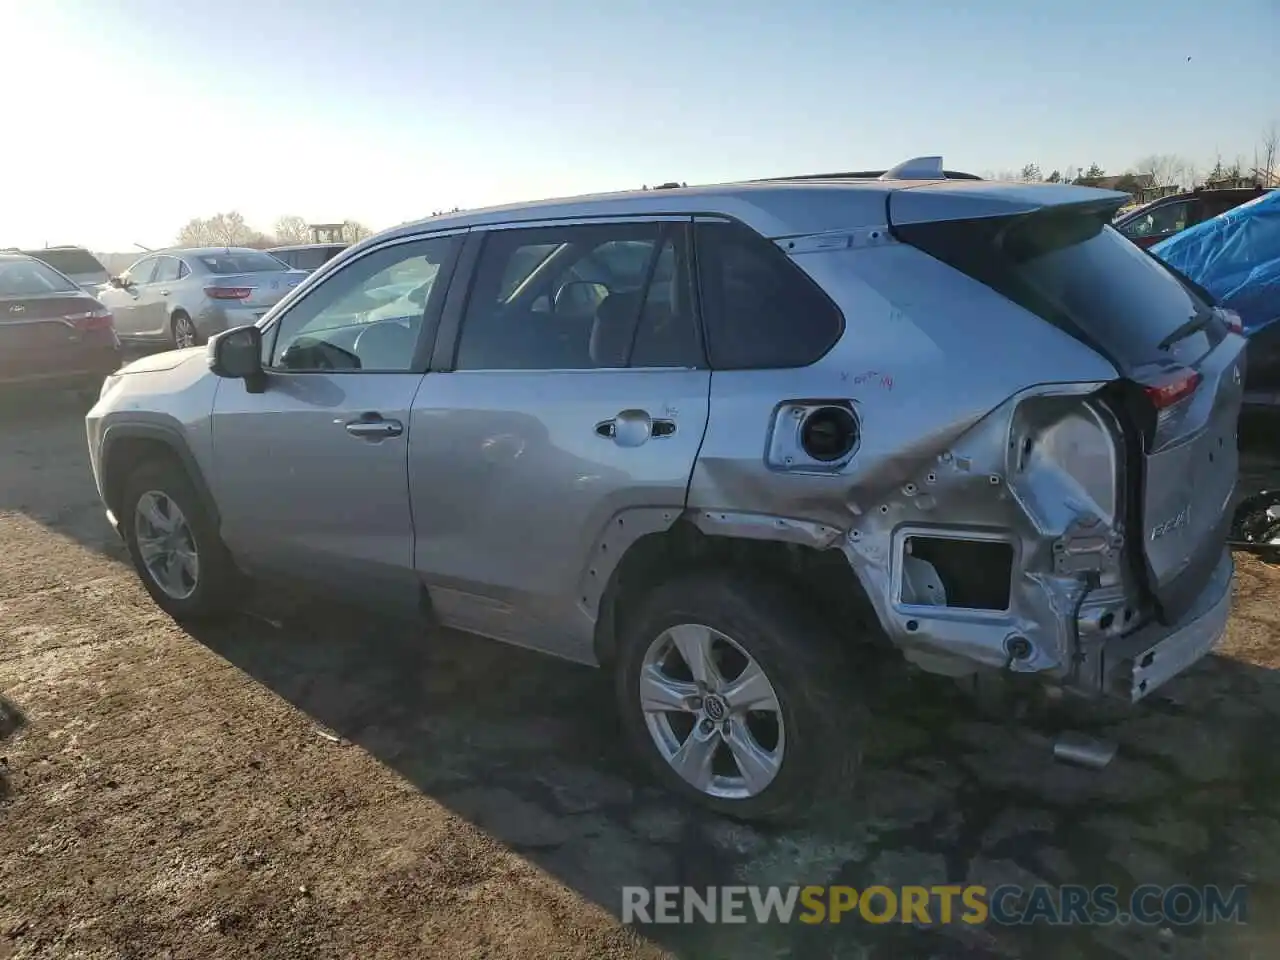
[[171, 311, 199, 349], [120, 459, 236, 620], [614, 571, 865, 823]]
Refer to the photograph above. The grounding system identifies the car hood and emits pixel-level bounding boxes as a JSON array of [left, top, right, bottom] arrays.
[[117, 346, 205, 375]]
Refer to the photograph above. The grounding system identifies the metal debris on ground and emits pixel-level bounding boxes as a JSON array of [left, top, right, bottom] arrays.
[[1228, 489, 1280, 560]]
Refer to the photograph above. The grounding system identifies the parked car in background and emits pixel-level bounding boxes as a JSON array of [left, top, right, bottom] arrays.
[[1114, 186, 1272, 249], [88, 157, 1244, 821], [1152, 189, 1280, 410], [9, 245, 111, 294], [0, 252, 120, 397], [96, 247, 306, 349], [268, 242, 348, 273]]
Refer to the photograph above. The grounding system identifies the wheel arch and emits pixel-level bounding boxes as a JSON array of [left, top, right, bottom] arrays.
[[100, 420, 220, 528], [592, 509, 877, 666]]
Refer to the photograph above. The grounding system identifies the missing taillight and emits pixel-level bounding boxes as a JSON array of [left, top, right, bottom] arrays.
[[205, 286, 254, 300], [1143, 369, 1201, 410]]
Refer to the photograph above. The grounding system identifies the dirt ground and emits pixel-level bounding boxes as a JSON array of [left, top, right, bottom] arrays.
[[2, 398, 1280, 959]]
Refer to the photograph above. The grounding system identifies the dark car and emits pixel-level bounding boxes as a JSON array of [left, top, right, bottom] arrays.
[[1114, 186, 1273, 249], [14, 245, 112, 294], [0, 253, 121, 397], [267, 242, 348, 273]]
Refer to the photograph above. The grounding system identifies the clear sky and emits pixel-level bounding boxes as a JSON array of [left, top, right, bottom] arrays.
[[3, 0, 1277, 251]]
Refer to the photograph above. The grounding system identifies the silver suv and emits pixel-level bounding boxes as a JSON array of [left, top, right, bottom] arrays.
[[86, 157, 1244, 821]]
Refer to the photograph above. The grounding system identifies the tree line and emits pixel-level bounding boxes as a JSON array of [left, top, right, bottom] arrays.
[[991, 121, 1279, 192], [175, 212, 374, 249]]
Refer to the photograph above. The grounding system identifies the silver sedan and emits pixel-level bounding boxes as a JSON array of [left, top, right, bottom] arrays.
[[97, 247, 306, 349]]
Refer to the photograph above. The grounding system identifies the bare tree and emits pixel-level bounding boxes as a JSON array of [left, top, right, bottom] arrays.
[[273, 215, 310, 245], [342, 220, 374, 243], [205, 211, 256, 246], [1045, 169, 1062, 183], [1259, 121, 1278, 185], [1133, 153, 1187, 187], [1018, 162, 1042, 182], [176, 217, 216, 246]]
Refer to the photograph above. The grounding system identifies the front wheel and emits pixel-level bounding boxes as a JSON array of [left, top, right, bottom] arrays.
[[120, 459, 237, 620], [614, 571, 865, 823]]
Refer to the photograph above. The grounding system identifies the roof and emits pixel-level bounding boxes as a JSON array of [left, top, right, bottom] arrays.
[[375, 177, 1125, 246], [267, 242, 349, 252], [151, 246, 274, 257]]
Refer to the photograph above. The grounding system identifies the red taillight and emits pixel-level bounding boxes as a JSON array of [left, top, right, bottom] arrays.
[[1143, 369, 1202, 410], [205, 286, 253, 300], [65, 308, 114, 332]]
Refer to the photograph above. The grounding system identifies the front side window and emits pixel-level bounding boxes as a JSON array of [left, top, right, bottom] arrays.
[[695, 221, 844, 369], [455, 222, 700, 371], [268, 236, 458, 373], [0, 258, 79, 296], [1121, 200, 1191, 240]]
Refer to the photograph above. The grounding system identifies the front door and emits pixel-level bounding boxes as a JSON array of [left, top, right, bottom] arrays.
[[408, 219, 711, 661], [209, 232, 463, 613]]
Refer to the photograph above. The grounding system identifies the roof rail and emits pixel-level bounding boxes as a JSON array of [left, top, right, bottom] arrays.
[[756, 159, 981, 184]]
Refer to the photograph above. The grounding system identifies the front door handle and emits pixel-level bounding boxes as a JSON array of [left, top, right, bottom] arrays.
[[594, 410, 676, 447], [159, 289, 170, 296], [344, 415, 403, 440]]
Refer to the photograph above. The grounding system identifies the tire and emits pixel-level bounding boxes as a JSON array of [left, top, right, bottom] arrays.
[[614, 570, 865, 823], [171, 311, 200, 349], [120, 458, 236, 620]]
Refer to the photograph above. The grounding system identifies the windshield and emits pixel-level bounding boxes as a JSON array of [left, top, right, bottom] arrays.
[[20, 248, 106, 277], [0, 258, 80, 296], [199, 251, 290, 274]]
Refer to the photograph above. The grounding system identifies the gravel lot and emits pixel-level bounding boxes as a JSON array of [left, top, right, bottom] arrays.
[[2, 398, 1279, 959]]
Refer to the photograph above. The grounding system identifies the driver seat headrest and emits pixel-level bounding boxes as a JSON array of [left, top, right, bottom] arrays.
[[589, 290, 645, 368]]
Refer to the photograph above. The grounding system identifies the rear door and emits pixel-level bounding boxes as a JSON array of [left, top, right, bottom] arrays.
[[407, 218, 710, 661], [100, 256, 158, 337], [892, 187, 1245, 623]]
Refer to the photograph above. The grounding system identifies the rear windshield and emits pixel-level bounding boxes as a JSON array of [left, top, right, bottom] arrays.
[[0, 258, 80, 296], [199, 252, 289, 274], [897, 204, 1218, 368], [20, 248, 105, 277]]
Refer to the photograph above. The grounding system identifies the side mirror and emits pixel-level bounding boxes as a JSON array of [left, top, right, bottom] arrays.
[[208, 324, 266, 393], [553, 280, 609, 315], [109, 276, 127, 289]]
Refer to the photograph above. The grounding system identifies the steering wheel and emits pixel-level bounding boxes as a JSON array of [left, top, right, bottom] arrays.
[[353, 319, 415, 369]]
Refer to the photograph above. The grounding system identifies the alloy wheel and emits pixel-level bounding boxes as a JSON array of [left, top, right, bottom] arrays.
[[134, 490, 199, 600], [174, 316, 197, 348], [639, 623, 785, 799]]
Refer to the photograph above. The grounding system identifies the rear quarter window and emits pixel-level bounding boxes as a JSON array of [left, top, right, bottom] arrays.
[[695, 221, 844, 369]]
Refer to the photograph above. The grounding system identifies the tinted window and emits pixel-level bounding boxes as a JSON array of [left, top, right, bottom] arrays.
[[269, 236, 458, 373], [20, 248, 105, 277], [695, 221, 843, 369], [199, 251, 289, 274], [455, 223, 700, 371], [898, 206, 1217, 369], [0, 258, 79, 296], [125, 258, 158, 284], [1119, 200, 1191, 240], [153, 257, 181, 283]]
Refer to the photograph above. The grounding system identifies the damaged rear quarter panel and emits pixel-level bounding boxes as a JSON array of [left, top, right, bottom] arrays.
[[687, 239, 1128, 679]]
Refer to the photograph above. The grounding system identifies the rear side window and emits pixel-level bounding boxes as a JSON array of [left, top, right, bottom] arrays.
[[20, 248, 105, 277], [897, 205, 1217, 369], [695, 222, 843, 369]]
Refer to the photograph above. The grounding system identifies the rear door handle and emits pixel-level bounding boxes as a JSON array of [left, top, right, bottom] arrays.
[[344, 415, 403, 440], [594, 411, 676, 446]]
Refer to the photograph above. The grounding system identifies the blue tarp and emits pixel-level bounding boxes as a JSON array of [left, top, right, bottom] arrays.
[[1152, 190, 1280, 336]]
